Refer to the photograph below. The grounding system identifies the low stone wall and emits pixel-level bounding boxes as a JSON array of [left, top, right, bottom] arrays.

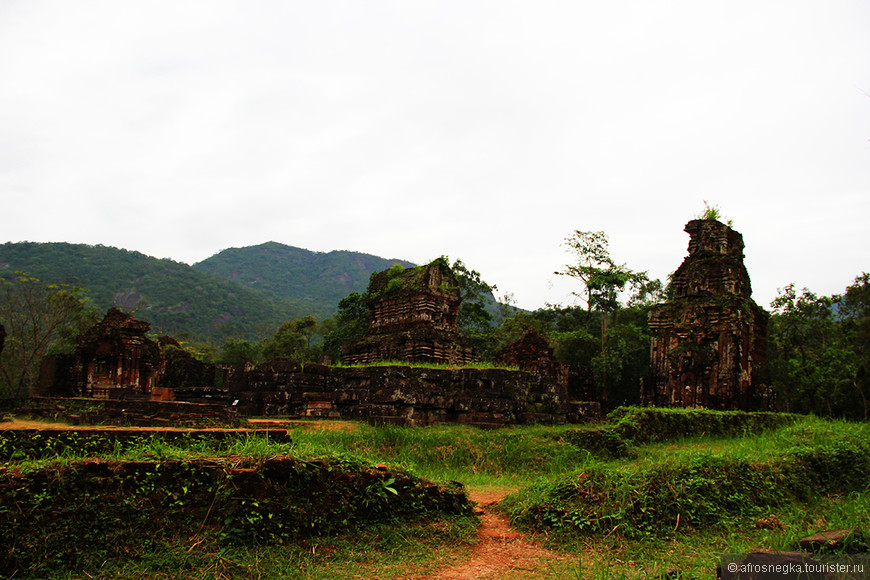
[[34, 359, 602, 426], [0, 427, 290, 461], [227, 362, 595, 426], [16, 397, 240, 427]]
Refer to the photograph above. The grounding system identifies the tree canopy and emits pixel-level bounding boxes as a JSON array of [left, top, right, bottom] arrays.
[[0, 274, 97, 398], [768, 274, 869, 420]]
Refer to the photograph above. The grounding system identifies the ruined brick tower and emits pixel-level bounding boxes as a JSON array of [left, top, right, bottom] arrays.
[[74, 308, 162, 399], [342, 259, 477, 365], [642, 219, 771, 410]]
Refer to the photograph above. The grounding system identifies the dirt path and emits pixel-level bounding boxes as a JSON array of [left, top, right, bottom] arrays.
[[415, 487, 564, 580]]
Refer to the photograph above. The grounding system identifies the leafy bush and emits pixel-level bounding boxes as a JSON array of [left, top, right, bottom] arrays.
[[561, 425, 631, 458]]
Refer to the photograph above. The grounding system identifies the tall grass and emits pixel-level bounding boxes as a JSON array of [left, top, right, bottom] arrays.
[[501, 416, 870, 538], [286, 422, 594, 487]]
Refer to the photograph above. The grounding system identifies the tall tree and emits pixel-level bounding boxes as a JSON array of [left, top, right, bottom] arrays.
[[322, 292, 370, 362], [0, 274, 96, 398], [840, 273, 870, 420], [450, 257, 498, 334], [555, 230, 612, 312], [555, 231, 657, 408], [263, 316, 320, 363], [768, 283, 862, 418]]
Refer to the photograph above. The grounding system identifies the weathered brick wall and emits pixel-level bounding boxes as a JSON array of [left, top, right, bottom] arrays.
[[342, 328, 477, 366], [226, 362, 591, 426], [496, 330, 568, 384], [368, 293, 460, 334]]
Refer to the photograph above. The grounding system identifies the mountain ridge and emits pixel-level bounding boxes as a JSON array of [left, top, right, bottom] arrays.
[[193, 241, 416, 308], [0, 241, 416, 341]]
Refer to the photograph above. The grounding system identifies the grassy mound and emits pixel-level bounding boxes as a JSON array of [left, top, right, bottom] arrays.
[[502, 418, 870, 538], [0, 452, 470, 577], [606, 406, 800, 443], [561, 407, 800, 457]]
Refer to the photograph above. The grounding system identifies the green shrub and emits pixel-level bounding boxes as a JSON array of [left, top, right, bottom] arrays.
[[503, 420, 870, 538], [562, 425, 631, 458]]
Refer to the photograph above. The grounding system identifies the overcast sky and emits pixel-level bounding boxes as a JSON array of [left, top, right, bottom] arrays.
[[1, 1, 868, 312]]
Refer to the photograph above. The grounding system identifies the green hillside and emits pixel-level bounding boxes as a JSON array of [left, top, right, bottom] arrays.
[[192, 241, 415, 308], [0, 241, 418, 343], [0, 242, 305, 341]]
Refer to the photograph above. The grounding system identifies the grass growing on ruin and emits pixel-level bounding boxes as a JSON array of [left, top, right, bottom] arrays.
[[0, 428, 297, 472], [332, 359, 523, 371], [46, 516, 477, 580]]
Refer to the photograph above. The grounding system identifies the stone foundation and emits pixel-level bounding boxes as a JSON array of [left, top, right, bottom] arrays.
[[226, 362, 591, 426]]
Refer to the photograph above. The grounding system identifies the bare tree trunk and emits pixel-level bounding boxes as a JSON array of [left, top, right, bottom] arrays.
[[854, 372, 868, 421], [601, 311, 609, 410]]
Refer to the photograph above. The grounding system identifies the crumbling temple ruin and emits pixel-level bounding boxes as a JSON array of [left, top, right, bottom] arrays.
[[496, 330, 567, 384], [343, 260, 477, 365], [642, 219, 771, 410], [36, 259, 604, 425], [74, 308, 162, 399], [496, 329, 599, 417]]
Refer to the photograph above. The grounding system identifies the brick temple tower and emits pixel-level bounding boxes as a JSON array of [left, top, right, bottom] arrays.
[[342, 259, 477, 365], [642, 219, 771, 410]]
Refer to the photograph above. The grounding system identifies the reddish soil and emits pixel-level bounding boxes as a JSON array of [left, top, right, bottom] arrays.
[[0, 417, 353, 432], [247, 418, 357, 431], [415, 487, 563, 580]]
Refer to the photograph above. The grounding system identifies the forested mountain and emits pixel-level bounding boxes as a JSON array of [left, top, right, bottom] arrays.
[[0, 241, 410, 342], [192, 242, 415, 310]]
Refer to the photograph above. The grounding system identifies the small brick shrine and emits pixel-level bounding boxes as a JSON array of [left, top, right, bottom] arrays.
[[74, 308, 162, 399]]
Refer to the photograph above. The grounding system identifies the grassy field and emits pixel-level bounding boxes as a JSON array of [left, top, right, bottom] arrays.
[[501, 415, 870, 578], [2, 409, 868, 579]]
